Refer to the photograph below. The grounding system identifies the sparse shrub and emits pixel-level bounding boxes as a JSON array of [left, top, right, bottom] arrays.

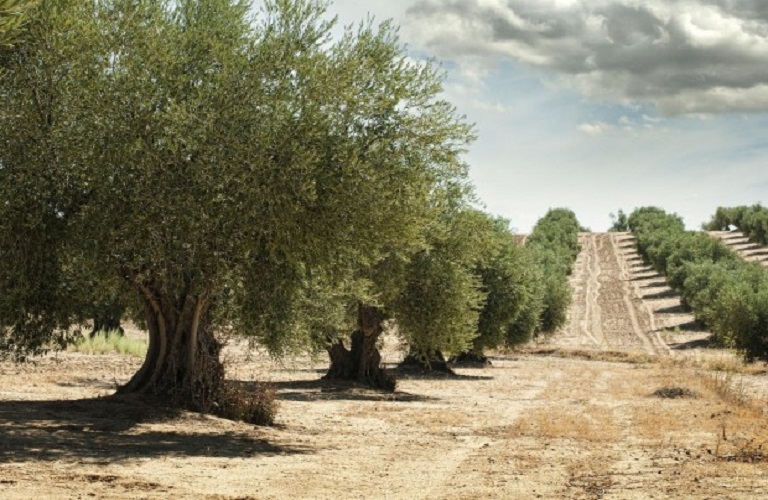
[[69, 330, 147, 357], [216, 382, 278, 426], [652, 386, 699, 399]]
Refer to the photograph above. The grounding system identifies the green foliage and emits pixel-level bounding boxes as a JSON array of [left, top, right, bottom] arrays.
[[523, 208, 581, 336], [0, 0, 475, 365], [703, 204, 768, 245], [629, 206, 768, 361], [473, 223, 539, 351], [609, 209, 629, 232], [393, 208, 493, 359], [0, 0, 35, 48]]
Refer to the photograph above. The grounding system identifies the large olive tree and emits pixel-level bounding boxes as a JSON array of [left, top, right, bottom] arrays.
[[0, 0, 474, 413]]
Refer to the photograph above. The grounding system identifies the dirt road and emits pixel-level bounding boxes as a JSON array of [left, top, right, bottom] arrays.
[[1, 234, 767, 499]]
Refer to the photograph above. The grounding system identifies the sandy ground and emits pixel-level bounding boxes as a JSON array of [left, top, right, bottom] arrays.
[[2, 233, 768, 499]]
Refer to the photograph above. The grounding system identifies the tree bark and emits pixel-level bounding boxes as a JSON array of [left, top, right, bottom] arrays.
[[323, 304, 396, 391], [449, 349, 492, 367], [118, 285, 223, 413], [399, 349, 454, 374], [89, 302, 125, 337]]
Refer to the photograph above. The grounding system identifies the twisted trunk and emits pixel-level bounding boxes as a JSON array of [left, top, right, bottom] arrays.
[[118, 284, 223, 412], [323, 304, 395, 391], [450, 349, 492, 367], [399, 349, 454, 374]]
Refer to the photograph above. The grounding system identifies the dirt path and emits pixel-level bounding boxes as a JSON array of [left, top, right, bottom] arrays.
[[2, 234, 768, 499], [709, 230, 768, 267], [554, 233, 671, 355]]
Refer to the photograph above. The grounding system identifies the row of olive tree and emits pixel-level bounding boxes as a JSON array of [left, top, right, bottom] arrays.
[[524, 208, 581, 334], [704, 204, 768, 245], [629, 207, 768, 360], [396, 207, 583, 371], [0, 0, 478, 420]]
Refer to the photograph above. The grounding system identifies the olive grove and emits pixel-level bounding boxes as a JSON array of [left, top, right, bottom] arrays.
[[0, 0, 475, 419]]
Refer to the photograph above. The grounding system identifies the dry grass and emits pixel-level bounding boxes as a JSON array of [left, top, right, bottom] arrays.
[[507, 403, 621, 443], [523, 347, 655, 365], [67, 330, 147, 357], [659, 353, 768, 376]]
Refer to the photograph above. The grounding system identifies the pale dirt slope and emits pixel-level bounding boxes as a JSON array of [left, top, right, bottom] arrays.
[[2, 234, 768, 499]]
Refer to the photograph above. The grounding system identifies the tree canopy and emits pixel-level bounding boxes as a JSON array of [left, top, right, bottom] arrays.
[[0, 0, 475, 418], [0, 0, 35, 47]]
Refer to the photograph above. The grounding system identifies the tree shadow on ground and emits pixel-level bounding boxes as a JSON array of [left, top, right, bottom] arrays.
[[392, 365, 494, 382], [0, 395, 309, 464], [654, 304, 689, 315], [667, 335, 721, 351], [265, 379, 437, 403], [630, 271, 661, 281], [641, 289, 679, 300], [738, 245, 768, 254], [640, 281, 668, 289]]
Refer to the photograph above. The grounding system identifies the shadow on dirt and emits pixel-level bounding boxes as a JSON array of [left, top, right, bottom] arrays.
[[640, 281, 668, 289], [642, 289, 679, 300], [667, 335, 720, 351], [267, 378, 436, 403], [0, 395, 308, 463], [654, 304, 688, 315], [393, 366, 494, 382]]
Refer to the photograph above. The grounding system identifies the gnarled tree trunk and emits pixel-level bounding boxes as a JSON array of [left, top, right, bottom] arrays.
[[323, 303, 395, 391], [118, 283, 223, 413], [449, 349, 492, 367], [399, 349, 454, 374]]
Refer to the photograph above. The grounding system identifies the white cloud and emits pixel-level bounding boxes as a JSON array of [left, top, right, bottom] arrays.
[[405, 0, 768, 115], [577, 121, 613, 135]]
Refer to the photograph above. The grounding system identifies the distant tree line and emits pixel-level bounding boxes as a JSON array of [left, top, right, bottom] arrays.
[[629, 207, 768, 361]]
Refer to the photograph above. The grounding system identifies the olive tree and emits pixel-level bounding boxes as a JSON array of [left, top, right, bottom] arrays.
[[451, 217, 542, 365], [0, 0, 35, 47], [0, 0, 474, 416]]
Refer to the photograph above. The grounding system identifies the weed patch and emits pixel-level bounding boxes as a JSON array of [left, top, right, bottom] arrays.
[[68, 331, 147, 357], [652, 386, 699, 399]]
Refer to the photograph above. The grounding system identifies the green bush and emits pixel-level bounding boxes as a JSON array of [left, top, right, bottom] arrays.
[[704, 204, 768, 245]]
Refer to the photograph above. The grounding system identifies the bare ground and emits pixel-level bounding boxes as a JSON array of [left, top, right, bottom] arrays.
[[2, 233, 768, 499]]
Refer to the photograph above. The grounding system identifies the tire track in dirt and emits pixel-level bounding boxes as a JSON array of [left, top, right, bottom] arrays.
[[610, 233, 671, 355], [709, 230, 768, 267], [553, 233, 671, 355]]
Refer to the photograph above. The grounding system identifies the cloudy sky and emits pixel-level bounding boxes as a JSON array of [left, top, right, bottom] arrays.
[[325, 0, 768, 232]]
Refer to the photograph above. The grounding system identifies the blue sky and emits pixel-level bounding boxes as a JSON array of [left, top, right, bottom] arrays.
[[322, 0, 768, 232]]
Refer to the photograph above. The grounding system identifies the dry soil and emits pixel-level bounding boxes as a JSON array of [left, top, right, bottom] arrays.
[[2, 233, 768, 499]]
